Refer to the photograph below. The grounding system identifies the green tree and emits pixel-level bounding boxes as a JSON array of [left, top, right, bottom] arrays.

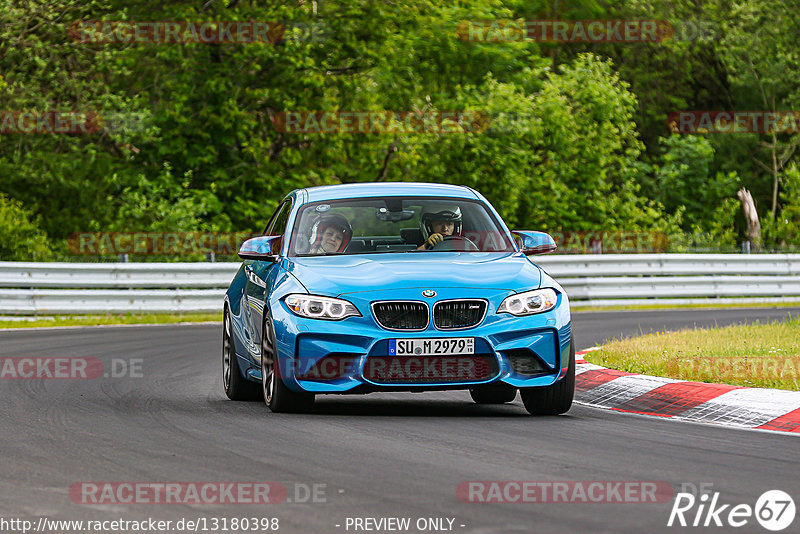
[[647, 135, 739, 229], [718, 0, 800, 217], [0, 194, 52, 260]]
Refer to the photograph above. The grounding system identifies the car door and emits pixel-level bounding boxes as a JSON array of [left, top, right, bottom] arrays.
[[242, 198, 293, 363]]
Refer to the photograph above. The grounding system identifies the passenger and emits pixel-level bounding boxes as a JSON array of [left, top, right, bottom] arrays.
[[417, 206, 463, 250], [308, 213, 353, 254]]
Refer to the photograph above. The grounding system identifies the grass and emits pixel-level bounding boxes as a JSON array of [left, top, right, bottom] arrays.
[[585, 316, 800, 390], [0, 313, 220, 329]]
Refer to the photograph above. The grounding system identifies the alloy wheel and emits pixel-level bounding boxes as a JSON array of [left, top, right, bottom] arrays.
[[261, 319, 275, 405], [222, 310, 232, 390]]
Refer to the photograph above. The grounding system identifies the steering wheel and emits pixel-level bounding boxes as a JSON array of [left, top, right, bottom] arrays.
[[431, 235, 479, 252]]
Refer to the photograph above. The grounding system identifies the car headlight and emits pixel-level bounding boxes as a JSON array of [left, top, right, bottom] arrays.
[[284, 294, 361, 321], [497, 288, 558, 316]]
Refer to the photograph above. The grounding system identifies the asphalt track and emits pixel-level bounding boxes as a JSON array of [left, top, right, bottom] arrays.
[[2, 308, 800, 534]]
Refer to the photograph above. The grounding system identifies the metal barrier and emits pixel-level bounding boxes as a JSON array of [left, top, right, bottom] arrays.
[[535, 254, 800, 306], [1, 254, 799, 314], [0, 262, 238, 314]]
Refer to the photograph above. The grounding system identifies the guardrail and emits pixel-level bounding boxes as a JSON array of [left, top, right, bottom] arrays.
[[534, 254, 800, 306], [0, 262, 237, 314], [1, 254, 799, 314]]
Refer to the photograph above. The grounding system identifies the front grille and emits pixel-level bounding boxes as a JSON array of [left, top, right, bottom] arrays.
[[433, 299, 487, 330], [364, 355, 498, 383], [372, 301, 429, 330], [506, 349, 550, 376]]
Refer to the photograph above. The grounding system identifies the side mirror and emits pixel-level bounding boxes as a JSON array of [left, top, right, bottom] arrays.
[[512, 231, 557, 255], [238, 235, 281, 261]]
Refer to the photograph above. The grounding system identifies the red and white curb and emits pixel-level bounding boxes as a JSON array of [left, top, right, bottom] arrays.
[[574, 348, 800, 434]]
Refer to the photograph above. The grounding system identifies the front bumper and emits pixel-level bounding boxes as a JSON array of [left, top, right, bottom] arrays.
[[262, 287, 572, 393]]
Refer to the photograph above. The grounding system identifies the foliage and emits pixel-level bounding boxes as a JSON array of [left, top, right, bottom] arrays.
[[2, 0, 800, 257], [647, 135, 740, 231], [0, 194, 52, 260], [762, 164, 800, 250]]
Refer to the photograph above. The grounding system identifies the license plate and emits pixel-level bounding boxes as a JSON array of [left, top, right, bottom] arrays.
[[389, 338, 475, 356]]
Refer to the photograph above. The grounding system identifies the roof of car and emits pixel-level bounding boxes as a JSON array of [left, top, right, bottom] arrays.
[[301, 182, 479, 202]]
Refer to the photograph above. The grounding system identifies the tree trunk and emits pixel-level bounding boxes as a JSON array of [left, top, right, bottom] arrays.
[[771, 129, 779, 217], [737, 188, 761, 252]]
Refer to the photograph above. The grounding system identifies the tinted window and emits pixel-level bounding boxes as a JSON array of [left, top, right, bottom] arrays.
[[265, 200, 292, 237], [289, 197, 514, 256], [262, 200, 292, 254]]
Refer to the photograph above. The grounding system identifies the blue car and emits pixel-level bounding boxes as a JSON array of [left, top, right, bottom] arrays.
[[223, 182, 573, 415]]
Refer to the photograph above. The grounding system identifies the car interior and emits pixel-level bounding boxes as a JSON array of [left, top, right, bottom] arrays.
[[344, 228, 425, 253]]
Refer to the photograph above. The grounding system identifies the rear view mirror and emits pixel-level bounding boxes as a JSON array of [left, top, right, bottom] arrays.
[[376, 208, 415, 222], [512, 231, 557, 255]]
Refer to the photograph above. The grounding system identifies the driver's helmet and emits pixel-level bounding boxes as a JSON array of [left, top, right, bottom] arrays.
[[420, 204, 463, 240], [309, 213, 353, 253]]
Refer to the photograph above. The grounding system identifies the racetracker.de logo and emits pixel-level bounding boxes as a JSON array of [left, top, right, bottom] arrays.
[[271, 111, 491, 134], [552, 231, 669, 254], [70, 482, 287, 505], [0, 357, 105, 379], [295, 355, 495, 382], [67, 232, 259, 255], [457, 481, 674, 503], [0, 111, 102, 134], [69, 21, 287, 44], [0, 111, 150, 135], [668, 111, 800, 134], [457, 20, 671, 42]]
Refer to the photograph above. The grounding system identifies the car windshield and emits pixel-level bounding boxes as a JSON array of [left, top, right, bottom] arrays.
[[290, 197, 514, 256]]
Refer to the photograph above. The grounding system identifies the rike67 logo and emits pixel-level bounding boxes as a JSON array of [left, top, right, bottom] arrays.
[[668, 489, 795, 531]]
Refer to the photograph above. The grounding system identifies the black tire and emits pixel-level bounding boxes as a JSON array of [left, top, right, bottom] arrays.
[[520, 340, 575, 415], [223, 307, 261, 401], [469, 387, 517, 404], [261, 315, 315, 413]]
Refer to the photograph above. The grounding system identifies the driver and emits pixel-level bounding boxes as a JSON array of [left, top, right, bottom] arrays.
[[417, 205, 463, 250], [308, 213, 352, 254]]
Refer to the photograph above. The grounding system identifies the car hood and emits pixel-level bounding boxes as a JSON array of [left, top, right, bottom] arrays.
[[284, 252, 542, 296]]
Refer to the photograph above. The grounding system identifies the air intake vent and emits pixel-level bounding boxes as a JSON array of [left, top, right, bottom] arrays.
[[372, 301, 429, 330], [506, 349, 550, 376], [433, 300, 487, 330]]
